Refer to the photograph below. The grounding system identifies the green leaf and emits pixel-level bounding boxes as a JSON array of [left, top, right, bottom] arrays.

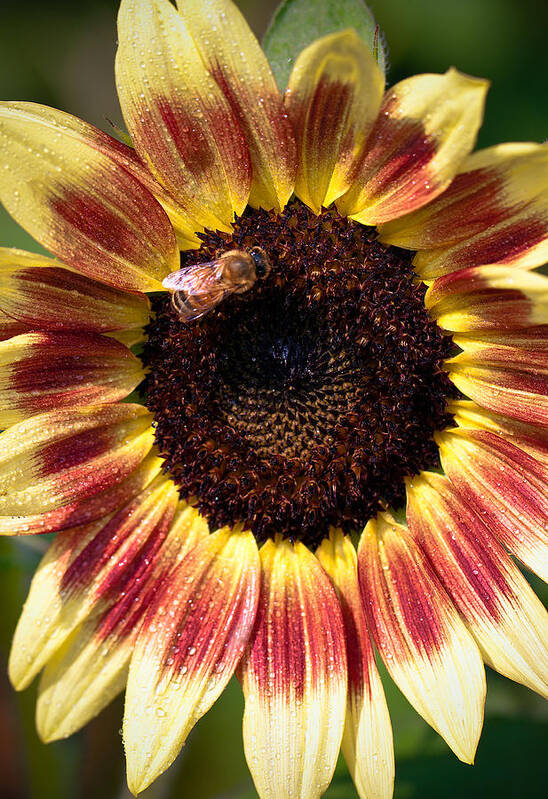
[[263, 0, 387, 91]]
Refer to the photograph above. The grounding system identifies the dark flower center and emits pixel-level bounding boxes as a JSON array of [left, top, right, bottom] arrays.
[[142, 201, 455, 547]]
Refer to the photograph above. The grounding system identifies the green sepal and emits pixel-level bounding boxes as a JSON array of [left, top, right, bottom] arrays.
[[263, 0, 387, 91]]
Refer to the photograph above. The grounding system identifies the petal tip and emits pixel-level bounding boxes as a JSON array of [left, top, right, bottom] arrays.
[[8, 648, 35, 692]]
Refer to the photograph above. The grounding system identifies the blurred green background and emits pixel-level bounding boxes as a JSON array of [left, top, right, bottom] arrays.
[[0, 0, 547, 797]]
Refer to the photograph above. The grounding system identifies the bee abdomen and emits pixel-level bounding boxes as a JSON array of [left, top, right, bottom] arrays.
[[171, 291, 209, 323]]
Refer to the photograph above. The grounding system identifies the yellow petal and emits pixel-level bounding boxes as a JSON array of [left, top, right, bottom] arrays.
[[178, 0, 296, 211], [0, 102, 202, 248], [36, 616, 131, 742], [436, 428, 548, 585], [400, 140, 548, 280], [338, 68, 489, 224], [240, 537, 347, 799], [317, 530, 394, 799], [285, 29, 384, 214], [116, 0, 251, 234], [0, 102, 179, 293], [0, 246, 66, 270], [0, 450, 163, 536], [9, 518, 105, 691], [414, 218, 548, 280], [445, 332, 548, 427], [106, 328, 146, 349]]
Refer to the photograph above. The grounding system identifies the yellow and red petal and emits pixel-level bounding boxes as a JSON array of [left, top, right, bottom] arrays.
[[161, 501, 211, 567], [9, 518, 108, 691], [0, 450, 163, 536], [0, 309, 28, 342], [9, 474, 178, 690], [107, 328, 145, 349], [284, 29, 384, 214], [90, 500, 208, 664], [406, 472, 548, 697], [36, 613, 133, 743], [0, 102, 201, 248], [124, 527, 259, 794], [35, 499, 206, 742], [317, 530, 394, 799], [0, 246, 65, 270], [178, 0, 296, 211], [337, 69, 488, 224], [425, 266, 548, 332], [116, 0, 251, 235], [436, 428, 548, 583], [240, 537, 347, 799], [358, 514, 485, 763], [0, 102, 179, 293], [0, 248, 150, 333], [379, 142, 548, 265], [446, 332, 548, 426], [414, 221, 548, 280], [0, 403, 154, 515], [449, 399, 548, 464], [0, 332, 143, 427]]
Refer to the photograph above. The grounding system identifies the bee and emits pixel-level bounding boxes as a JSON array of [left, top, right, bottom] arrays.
[[162, 246, 271, 323]]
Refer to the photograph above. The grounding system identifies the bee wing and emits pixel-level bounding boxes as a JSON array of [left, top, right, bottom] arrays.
[[162, 261, 224, 293]]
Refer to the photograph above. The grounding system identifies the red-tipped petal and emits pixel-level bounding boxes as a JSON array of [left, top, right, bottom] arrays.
[[317, 530, 394, 799], [0, 102, 179, 292], [0, 249, 150, 333], [116, 0, 251, 235], [407, 472, 548, 697], [358, 514, 485, 763], [179, 0, 296, 211], [437, 428, 548, 583], [337, 69, 488, 224], [0, 403, 154, 515], [124, 527, 259, 794], [0, 332, 143, 426], [426, 266, 548, 332], [240, 537, 347, 799]]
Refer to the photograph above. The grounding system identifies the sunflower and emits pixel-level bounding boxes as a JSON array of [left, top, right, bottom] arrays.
[[0, 0, 547, 797]]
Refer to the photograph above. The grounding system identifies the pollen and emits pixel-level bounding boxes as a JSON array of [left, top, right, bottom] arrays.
[[143, 201, 455, 547]]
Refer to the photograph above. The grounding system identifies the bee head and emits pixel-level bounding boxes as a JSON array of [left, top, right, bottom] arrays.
[[249, 246, 271, 279]]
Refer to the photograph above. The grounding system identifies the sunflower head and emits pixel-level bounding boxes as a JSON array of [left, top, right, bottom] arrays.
[[144, 199, 456, 546]]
